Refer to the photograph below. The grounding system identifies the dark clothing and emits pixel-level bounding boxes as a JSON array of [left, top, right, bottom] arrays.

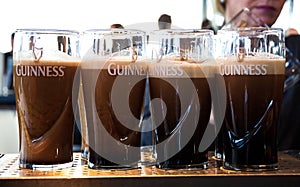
[[285, 35, 300, 62], [4, 52, 13, 90], [278, 35, 300, 150], [278, 80, 300, 150]]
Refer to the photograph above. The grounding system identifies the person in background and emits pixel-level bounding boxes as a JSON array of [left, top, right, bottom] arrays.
[[110, 23, 124, 29], [213, 0, 300, 151], [279, 27, 300, 150], [158, 14, 174, 54], [109, 23, 129, 53], [285, 28, 300, 62], [285, 28, 298, 37], [57, 36, 67, 53], [3, 32, 15, 100], [201, 18, 216, 33], [214, 0, 285, 27], [158, 14, 172, 29]]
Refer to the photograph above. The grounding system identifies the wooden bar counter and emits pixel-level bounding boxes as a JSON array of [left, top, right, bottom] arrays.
[[0, 151, 299, 187]]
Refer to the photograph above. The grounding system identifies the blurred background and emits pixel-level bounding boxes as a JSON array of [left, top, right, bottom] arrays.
[[0, 0, 297, 53], [0, 0, 298, 153]]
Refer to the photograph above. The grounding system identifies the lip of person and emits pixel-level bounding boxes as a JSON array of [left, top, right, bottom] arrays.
[[251, 5, 277, 12], [250, 5, 278, 25]]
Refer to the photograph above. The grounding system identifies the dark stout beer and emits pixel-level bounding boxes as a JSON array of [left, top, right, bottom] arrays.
[[149, 62, 214, 169], [81, 59, 147, 169], [14, 60, 79, 167], [219, 57, 285, 170]]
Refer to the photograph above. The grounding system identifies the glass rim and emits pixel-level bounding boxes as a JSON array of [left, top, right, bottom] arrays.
[[151, 29, 214, 36], [83, 29, 146, 36], [15, 28, 80, 35], [218, 27, 283, 34]]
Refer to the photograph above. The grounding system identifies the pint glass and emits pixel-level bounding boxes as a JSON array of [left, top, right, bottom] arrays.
[[149, 29, 214, 169], [13, 29, 80, 169], [217, 27, 285, 171], [81, 29, 147, 169]]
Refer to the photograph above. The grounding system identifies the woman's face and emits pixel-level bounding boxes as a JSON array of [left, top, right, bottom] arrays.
[[225, 0, 286, 26]]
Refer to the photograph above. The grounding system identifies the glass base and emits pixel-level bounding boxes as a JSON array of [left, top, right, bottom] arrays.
[[157, 161, 208, 170], [19, 161, 73, 170], [139, 146, 157, 167], [81, 147, 89, 160], [223, 162, 278, 171], [88, 161, 138, 170]]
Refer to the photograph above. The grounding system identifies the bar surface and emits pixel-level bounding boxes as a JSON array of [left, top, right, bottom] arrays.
[[0, 152, 299, 187]]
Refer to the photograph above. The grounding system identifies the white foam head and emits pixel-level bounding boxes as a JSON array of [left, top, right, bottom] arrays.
[[14, 50, 80, 66]]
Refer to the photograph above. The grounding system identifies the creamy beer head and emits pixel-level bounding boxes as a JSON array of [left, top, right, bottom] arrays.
[[148, 59, 217, 79], [81, 55, 148, 76], [217, 53, 285, 76], [15, 50, 80, 78]]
